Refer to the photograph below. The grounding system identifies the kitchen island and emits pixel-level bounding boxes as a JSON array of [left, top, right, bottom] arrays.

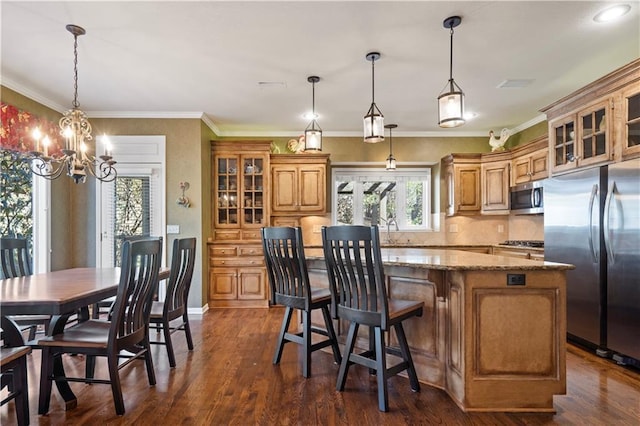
[[304, 248, 574, 412]]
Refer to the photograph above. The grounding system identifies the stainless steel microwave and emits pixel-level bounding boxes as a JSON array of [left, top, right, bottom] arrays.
[[510, 181, 544, 214]]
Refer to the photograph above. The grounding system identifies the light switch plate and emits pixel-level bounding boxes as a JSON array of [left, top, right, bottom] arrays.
[[167, 225, 180, 234]]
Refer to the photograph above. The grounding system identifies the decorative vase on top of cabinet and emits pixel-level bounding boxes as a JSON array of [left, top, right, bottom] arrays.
[[210, 140, 271, 308]]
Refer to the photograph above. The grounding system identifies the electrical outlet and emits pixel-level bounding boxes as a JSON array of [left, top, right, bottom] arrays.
[[449, 224, 458, 233], [498, 224, 504, 233], [167, 225, 180, 234], [312, 225, 322, 234], [507, 274, 526, 286]]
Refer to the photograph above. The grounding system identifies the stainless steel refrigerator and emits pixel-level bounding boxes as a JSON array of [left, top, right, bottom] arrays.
[[544, 158, 640, 367]]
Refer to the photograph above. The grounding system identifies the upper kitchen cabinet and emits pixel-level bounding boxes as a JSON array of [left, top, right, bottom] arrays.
[[542, 58, 640, 175], [510, 136, 548, 185], [621, 81, 640, 159], [270, 154, 329, 217], [481, 152, 510, 214], [442, 153, 482, 216]]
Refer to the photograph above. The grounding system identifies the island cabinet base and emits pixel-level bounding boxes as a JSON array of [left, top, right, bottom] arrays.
[[306, 259, 566, 412], [445, 269, 566, 412]]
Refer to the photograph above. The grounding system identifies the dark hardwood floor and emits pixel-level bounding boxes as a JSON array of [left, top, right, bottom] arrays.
[[2, 307, 639, 425]]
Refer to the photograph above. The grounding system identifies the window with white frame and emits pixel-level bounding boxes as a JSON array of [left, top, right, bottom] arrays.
[[332, 168, 431, 231]]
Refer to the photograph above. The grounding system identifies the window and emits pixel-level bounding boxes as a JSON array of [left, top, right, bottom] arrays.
[[332, 168, 431, 230], [96, 136, 166, 269]]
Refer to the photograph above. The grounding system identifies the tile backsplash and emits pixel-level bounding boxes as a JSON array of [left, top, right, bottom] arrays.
[[299, 213, 544, 246]]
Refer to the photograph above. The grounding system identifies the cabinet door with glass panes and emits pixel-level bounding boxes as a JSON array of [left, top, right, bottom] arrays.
[[214, 154, 241, 228], [549, 115, 577, 174], [240, 155, 266, 228], [577, 98, 613, 168], [621, 83, 640, 159]]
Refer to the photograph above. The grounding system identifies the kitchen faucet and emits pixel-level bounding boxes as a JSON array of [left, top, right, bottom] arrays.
[[386, 216, 399, 243]]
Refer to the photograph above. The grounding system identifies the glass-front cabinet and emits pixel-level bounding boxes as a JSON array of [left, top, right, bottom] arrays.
[[214, 154, 266, 228], [549, 98, 613, 174], [622, 84, 640, 159]]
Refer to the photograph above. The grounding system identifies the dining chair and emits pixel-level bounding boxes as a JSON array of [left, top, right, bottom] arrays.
[[261, 226, 341, 378], [321, 225, 424, 412], [1, 236, 50, 341], [92, 235, 163, 319], [37, 238, 162, 415], [149, 237, 196, 368], [0, 346, 31, 426]]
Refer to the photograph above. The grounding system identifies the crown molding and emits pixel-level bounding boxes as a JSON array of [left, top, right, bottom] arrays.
[[2, 77, 67, 113], [509, 114, 547, 134]]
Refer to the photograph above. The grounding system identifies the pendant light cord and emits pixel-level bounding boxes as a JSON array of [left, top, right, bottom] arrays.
[[312, 80, 316, 115], [449, 26, 454, 83], [371, 57, 376, 104]]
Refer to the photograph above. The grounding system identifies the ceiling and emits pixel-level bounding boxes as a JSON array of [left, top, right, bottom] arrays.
[[2, 1, 639, 138]]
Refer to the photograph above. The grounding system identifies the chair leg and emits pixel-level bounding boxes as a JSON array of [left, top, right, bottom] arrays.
[[38, 347, 54, 415], [86, 355, 96, 379], [107, 352, 125, 415], [368, 326, 376, 375], [337, 321, 359, 392], [321, 306, 342, 365], [374, 327, 389, 412], [143, 338, 157, 386], [182, 312, 194, 350], [395, 323, 420, 392], [273, 306, 293, 365], [163, 318, 177, 368], [27, 325, 37, 342], [13, 355, 29, 426], [302, 309, 312, 378]]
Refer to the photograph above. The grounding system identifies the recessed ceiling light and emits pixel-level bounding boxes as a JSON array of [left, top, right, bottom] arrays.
[[593, 4, 631, 22]]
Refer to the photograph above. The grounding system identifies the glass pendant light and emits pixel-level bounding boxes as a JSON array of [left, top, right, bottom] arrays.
[[438, 16, 465, 128], [304, 76, 322, 151], [385, 124, 397, 170], [363, 52, 384, 143]]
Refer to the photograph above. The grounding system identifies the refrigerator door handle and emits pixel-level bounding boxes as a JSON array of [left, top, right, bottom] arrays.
[[587, 184, 599, 263], [603, 181, 617, 265]]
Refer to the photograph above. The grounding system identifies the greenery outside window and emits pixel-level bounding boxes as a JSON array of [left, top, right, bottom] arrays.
[[332, 168, 431, 231]]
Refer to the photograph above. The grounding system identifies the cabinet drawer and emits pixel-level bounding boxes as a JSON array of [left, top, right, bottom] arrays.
[[239, 246, 262, 256], [210, 246, 239, 257], [212, 258, 264, 267], [215, 230, 241, 241], [241, 230, 261, 240]]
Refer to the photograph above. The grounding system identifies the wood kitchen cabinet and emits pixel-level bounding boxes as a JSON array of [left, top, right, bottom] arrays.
[[542, 58, 640, 174], [481, 156, 510, 214], [442, 154, 481, 216], [621, 81, 640, 159], [270, 153, 329, 216], [210, 140, 271, 308], [510, 136, 549, 185]]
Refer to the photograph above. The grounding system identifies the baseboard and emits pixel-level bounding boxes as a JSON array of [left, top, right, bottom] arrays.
[[187, 304, 209, 316]]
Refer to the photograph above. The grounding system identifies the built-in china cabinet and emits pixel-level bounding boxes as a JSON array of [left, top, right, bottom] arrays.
[[209, 140, 271, 308]]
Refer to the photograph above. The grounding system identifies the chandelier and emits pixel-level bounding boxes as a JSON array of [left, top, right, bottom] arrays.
[[27, 24, 116, 184]]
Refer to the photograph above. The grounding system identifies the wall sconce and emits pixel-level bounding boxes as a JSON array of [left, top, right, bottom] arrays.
[[176, 181, 190, 208]]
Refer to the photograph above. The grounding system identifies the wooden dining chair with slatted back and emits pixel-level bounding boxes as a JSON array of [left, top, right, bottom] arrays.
[[149, 237, 197, 367], [261, 226, 341, 378], [92, 235, 163, 319], [1, 236, 50, 341], [37, 239, 162, 415], [0, 346, 31, 426], [321, 225, 424, 412]]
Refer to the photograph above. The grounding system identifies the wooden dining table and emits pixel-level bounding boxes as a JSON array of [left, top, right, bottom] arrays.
[[0, 266, 170, 412]]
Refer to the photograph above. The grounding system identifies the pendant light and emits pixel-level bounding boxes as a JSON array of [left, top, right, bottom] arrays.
[[363, 52, 384, 143], [438, 16, 465, 128], [385, 124, 397, 170], [304, 76, 322, 151]]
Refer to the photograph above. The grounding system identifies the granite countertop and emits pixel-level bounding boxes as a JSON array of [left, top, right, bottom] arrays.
[[305, 248, 573, 271]]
